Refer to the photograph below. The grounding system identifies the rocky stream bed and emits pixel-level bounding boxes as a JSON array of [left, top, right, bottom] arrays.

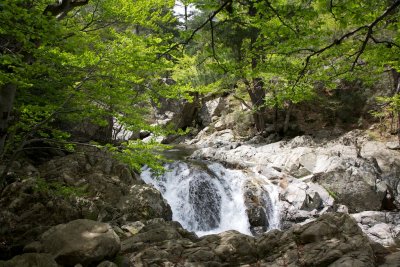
[[1, 128, 400, 266]]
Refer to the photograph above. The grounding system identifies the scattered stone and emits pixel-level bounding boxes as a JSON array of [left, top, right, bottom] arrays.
[[121, 221, 145, 236]]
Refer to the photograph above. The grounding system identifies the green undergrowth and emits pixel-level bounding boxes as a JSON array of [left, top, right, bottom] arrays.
[[34, 177, 86, 198]]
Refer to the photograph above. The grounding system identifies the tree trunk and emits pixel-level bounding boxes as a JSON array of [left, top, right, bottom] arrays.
[[184, 4, 188, 30], [245, 77, 266, 132], [283, 101, 293, 135], [0, 83, 17, 155], [391, 68, 400, 94], [392, 69, 400, 144], [246, 2, 266, 133]]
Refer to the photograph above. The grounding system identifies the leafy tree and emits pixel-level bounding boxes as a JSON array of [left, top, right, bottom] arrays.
[[0, 0, 178, 185], [169, 0, 400, 134]]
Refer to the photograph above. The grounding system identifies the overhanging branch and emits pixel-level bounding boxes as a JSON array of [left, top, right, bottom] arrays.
[[292, 0, 400, 89], [161, 0, 232, 56]]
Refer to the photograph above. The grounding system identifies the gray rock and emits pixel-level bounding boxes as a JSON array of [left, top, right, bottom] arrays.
[[97, 260, 118, 267], [0, 253, 58, 267], [280, 177, 334, 228], [121, 219, 197, 254], [336, 204, 349, 213], [352, 211, 400, 247], [386, 141, 400, 150], [153, 97, 199, 130], [312, 158, 386, 212], [116, 184, 172, 222], [199, 97, 226, 126], [379, 251, 400, 267], [257, 213, 375, 266], [121, 213, 376, 267], [120, 221, 145, 236], [39, 219, 120, 266], [243, 180, 269, 234]]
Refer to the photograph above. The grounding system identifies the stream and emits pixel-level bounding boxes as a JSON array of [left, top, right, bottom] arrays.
[[141, 146, 280, 236]]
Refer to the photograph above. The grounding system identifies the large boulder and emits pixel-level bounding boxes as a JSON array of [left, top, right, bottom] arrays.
[[243, 177, 282, 235], [257, 212, 375, 266], [121, 213, 375, 266], [244, 180, 270, 235], [280, 176, 335, 229], [152, 97, 199, 130], [379, 251, 400, 267], [37, 219, 120, 266], [198, 97, 226, 126], [0, 253, 58, 267], [116, 184, 172, 222], [189, 129, 237, 148], [312, 157, 386, 212], [352, 211, 400, 247], [361, 140, 400, 204]]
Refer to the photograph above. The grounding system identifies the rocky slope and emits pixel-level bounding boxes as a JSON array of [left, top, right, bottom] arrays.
[[187, 128, 400, 246], [0, 147, 171, 260]]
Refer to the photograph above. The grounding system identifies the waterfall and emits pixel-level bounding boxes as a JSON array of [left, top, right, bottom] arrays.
[[141, 159, 281, 236], [260, 180, 281, 230]]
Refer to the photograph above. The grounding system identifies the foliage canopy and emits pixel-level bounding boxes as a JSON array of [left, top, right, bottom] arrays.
[[1, 0, 400, 182]]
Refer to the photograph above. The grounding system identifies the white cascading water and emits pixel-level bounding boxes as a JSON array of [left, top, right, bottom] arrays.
[[253, 168, 281, 230], [141, 159, 280, 236]]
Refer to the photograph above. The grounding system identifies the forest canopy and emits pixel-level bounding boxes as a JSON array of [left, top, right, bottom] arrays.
[[0, 0, 399, 184]]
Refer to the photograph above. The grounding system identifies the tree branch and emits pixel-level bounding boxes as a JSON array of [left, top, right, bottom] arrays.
[[210, 15, 228, 73], [160, 0, 232, 56], [44, 0, 90, 20], [265, 1, 298, 35], [370, 35, 400, 49], [292, 0, 400, 89], [232, 94, 252, 110]]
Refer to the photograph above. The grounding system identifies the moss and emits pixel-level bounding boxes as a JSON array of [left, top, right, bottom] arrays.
[[34, 177, 86, 198], [324, 187, 338, 200]]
